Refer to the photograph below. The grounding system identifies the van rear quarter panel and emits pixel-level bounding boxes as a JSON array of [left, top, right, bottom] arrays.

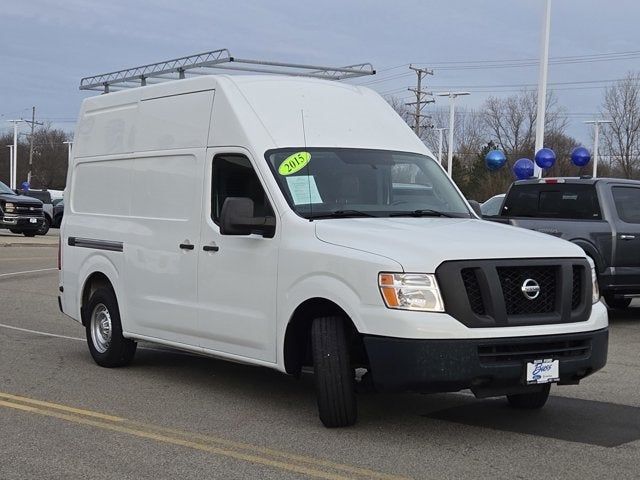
[[66, 85, 215, 331]]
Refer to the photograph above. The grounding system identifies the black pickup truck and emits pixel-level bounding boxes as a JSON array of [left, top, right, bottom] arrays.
[[487, 177, 640, 309], [0, 180, 45, 237]]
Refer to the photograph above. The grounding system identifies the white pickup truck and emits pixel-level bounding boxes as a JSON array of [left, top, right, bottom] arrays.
[[59, 69, 608, 427]]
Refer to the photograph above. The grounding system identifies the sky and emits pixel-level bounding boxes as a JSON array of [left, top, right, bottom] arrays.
[[1, 0, 639, 146]]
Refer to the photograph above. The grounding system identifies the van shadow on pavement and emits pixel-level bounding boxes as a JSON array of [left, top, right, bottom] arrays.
[[425, 395, 640, 447]]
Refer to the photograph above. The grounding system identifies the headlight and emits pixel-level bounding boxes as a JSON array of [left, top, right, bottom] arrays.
[[378, 273, 444, 312], [586, 257, 600, 304], [4, 202, 15, 213], [591, 265, 600, 304]]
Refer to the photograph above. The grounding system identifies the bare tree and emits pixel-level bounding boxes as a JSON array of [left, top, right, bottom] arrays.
[[601, 72, 640, 179], [0, 126, 71, 189], [483, 90, 568, 159], [30, 126, 71, 189]]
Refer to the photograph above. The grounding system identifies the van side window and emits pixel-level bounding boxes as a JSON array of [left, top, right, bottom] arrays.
[[211, 154, 274, 223]]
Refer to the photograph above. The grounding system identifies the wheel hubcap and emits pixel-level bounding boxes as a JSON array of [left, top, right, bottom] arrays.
[[90, 303, 112, 353]]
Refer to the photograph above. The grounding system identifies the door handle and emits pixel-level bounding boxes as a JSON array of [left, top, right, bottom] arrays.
[[179, 243, 195, 250], [620, 234, 636, 240], [203, 245, 219, 252]]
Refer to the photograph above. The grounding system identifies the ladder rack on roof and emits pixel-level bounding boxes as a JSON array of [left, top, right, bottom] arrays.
[[79, 48, 376, 93]]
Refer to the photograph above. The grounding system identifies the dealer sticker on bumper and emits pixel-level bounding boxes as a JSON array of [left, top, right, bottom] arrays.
[[526, 359, 559, 385], [29, 218, 37, 223]]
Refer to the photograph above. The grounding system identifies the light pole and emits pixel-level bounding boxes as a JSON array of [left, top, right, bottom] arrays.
[[584, 120, 612, 178], [534, 0, 552, 178], [436, 92, 470, 177], [7, 120, 24, 190], [433, 127, 447, 164], [6, 145, 13, 185], [63, 141, 73, 164]]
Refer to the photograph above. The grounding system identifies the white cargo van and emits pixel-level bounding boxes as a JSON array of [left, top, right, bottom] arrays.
[[60, 61, 608, 427]]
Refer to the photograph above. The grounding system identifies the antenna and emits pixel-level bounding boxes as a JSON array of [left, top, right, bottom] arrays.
[[80, 49, 376, 93]]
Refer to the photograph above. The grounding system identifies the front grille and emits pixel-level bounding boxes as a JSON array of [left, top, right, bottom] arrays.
[[497, 266, 556, 315], [572, 266, 583, 309], [478, 338, 591, 365], [437, 258, 592, 328], [15, 204, 42, 214], [461, 268, 485, 315]]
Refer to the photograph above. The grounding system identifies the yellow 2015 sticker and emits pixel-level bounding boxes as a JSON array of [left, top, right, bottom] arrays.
[[278, 151, 311, 176]]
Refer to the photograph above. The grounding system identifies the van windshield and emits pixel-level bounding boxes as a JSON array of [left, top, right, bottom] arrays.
[[265, 148, 471, 219]]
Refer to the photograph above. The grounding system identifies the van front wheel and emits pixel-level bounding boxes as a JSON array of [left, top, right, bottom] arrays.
[[84, 288, 137, 368], [311, 316, 357, 428]]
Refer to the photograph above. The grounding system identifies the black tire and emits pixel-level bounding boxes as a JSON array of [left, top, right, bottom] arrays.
[[37, 216, 51, 235], [53, 215, 63, 228], [23, 232, 36, 237], [83, 287, 136, 368], [507, 384, 551, 409], [9, 228, 21, 234], [604, 294, 632, 310], [311, 316, 357, 428]]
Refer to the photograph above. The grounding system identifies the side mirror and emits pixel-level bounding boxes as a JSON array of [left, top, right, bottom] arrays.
[[468, 200, 482, 218], [220, 197, 275, 237]]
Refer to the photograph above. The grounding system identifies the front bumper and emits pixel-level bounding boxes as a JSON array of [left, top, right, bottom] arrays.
[[1, 214, 43, 230], [364, 327, 608, 396]]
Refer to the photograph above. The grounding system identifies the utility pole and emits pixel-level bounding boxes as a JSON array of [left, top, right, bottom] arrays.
[[406, 65, 434, 138], [584, 119, 612, 178], [24, 106, 44, 185]]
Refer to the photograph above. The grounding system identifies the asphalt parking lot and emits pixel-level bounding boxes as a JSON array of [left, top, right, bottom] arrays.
[[1, 233, 639, 479]]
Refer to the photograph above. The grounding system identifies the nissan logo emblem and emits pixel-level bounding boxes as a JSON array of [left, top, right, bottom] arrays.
[[521, 278, 541, 300]]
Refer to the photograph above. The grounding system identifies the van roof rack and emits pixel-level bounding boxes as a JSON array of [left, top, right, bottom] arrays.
[[80, 48, 376, 93]]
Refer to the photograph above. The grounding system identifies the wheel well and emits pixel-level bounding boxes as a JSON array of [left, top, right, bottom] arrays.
[[283, 298, 367, 376], [80, 272, 113, 325], [44, 213, 52, 222]]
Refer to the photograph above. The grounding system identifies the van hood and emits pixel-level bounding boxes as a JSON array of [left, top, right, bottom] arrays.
[[314, 217, 584, 272]]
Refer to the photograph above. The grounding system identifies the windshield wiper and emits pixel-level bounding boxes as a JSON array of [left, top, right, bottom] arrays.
[[307, 209, 378, 219], [389, 209, 456, 218]]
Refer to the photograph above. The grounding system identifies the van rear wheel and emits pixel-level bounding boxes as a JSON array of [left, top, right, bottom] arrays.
[[507, 384, 551, 409], [311, 316, 357, 428], [83, 287, 136, 368]]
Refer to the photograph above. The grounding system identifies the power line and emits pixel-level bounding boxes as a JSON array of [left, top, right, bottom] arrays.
[[355, 49, 640, 86]]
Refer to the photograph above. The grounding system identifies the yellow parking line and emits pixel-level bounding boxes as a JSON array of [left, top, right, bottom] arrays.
[[0, 393, 410, 480], [0, 392, 124, 422]]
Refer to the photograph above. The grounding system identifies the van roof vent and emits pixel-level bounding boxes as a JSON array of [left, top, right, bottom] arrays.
[[80, 48, 376, 94]]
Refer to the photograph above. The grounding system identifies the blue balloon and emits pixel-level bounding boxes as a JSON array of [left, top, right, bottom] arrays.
[[513, 158, 535, 179], [535, 148, 556, 169], [571, 146, 591, 167], [20, 181, 30, 191], [485, 149, 506, 171]]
